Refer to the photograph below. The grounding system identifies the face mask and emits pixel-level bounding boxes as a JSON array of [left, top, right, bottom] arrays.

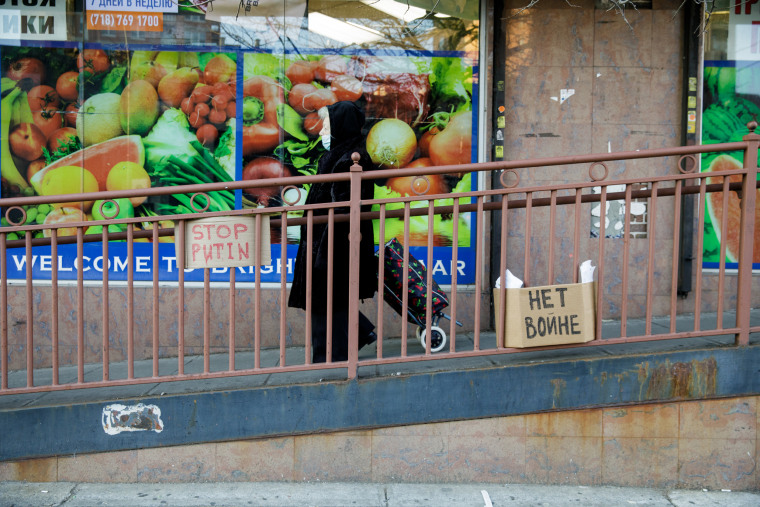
[[321, 134, 331, 151]]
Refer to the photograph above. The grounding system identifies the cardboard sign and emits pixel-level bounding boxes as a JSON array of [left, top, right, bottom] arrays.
[[183, 215, 271, 269], [494, 282, 596, 348]]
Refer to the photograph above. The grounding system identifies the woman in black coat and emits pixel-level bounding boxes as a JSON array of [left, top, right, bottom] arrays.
[[288, 101, 378, 363]]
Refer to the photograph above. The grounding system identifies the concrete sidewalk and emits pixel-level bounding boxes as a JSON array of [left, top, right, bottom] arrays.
[[1, 482, 759, 507]]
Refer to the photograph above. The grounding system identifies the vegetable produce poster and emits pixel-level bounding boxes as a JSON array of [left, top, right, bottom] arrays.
[[700, 61, 760, 270], [0, 45, 478, 285], [241, 51, 478, 285], [0, 45, 239, 283]]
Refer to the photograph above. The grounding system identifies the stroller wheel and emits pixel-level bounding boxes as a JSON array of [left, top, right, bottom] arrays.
[[419, 326, 447, 353]]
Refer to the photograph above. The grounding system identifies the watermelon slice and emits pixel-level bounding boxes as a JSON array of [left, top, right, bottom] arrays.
[[705, 154, 760, 263], [30, 135, 145, 194]]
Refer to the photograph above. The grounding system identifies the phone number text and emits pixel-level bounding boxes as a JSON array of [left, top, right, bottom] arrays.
[[87, 11, 163, 32]]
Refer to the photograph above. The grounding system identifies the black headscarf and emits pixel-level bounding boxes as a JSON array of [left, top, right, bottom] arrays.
[[327, 101, 365, 145], [317, 101, 366, 175]]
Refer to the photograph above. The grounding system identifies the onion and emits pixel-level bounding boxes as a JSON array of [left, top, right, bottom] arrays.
[[366, 119, 417, 169]]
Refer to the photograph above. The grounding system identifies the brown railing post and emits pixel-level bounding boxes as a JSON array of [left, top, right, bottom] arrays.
[[736, 122, 760, 346], [346, 153, 363, 379]]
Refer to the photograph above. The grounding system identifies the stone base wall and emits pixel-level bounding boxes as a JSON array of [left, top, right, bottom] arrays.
[[3, 396, 757, 491]]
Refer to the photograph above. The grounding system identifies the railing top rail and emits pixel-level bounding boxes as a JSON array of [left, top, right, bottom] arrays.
[[359, 140, 753, 181], [0, 138, 754, 210]]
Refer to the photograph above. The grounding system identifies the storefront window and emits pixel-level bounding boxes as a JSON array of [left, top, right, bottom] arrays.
[[0, 0, 481, 284], [701, 0, 760, 269]]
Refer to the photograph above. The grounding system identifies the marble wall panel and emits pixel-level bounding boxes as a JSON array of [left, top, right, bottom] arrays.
[[593, 68, 655, 125], [505, 65, 593, 125], [593, 9, 653, 68], [505, 7, 594, 69], [136, 443, 216, 483], [504, 122, 593, 164], [590, 124, 681, 179], [602, 437, 679, 488], [651, 10, 684, 68], [214, 438, 294, 482], [294, 432, 372, 482]]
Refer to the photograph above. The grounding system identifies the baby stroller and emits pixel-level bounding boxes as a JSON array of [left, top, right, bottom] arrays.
[[377, 238, 462, 352]]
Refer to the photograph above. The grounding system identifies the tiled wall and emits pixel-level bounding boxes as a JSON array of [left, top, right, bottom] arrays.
[[501, 1, 684, 314], [2, 396, 757, 490], [503, 0, 684, 184], [2, 284, 488, 370], [499, 1, 755, 319]]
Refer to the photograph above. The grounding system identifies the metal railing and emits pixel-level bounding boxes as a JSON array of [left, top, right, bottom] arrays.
[[1, 123, 758, 394]]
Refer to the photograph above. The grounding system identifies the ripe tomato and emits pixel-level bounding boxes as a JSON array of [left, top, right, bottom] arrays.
[[428, 111, 472, 171], [56, 71, 80, 102], [47, 127, 78, 152], [64, 103, 79, 127], [27, 85, 60, 111], [387, 174, 448, 196], [78, 49, 110, 75], [405, 157, 433, 169], [33, 108, 64, 139], [417, 127, 439, 158]]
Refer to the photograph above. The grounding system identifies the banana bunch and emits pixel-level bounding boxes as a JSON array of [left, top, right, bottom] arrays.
[[1, 79, 35, 194]]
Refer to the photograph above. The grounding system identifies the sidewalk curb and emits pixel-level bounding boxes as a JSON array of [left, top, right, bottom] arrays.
[[2, 481, 759, 507]]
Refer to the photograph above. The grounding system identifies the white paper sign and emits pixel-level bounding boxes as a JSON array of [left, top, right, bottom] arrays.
[[728, 0, 760, 61], [85, 0, 178, 13], [0, 3, 68, 42], [205, 0, 306, 22]]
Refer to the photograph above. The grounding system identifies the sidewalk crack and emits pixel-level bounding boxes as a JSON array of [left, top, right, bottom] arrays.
[[57, 483, 80, 506]]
